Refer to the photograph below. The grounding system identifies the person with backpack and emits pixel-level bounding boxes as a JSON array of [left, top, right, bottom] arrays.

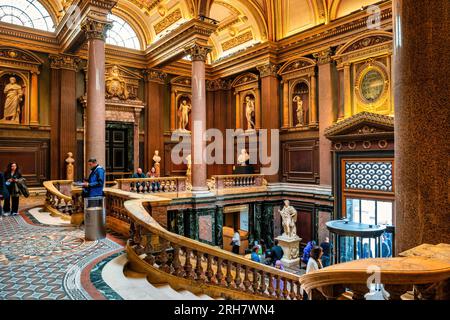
[[3, 162, 28, 216]]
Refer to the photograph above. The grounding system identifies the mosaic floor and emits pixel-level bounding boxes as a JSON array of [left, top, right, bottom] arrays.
[[0, 206, 125, 300]]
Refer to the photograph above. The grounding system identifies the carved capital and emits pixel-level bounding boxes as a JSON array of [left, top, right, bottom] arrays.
[[184, 44, 212, 62], [49, 54, 81, 71], [257, 63, 279, 78], [143, 68, 167, 83], [313, 48, 334, 65], [81, 15, 112, 41]]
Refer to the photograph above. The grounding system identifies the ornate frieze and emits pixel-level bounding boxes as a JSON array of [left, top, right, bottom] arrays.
[[81, 15, 112, 41], [342, 35, 392, 54], [313, 48, 334, 65], [221, 31, 253, 51], [184, 44, 212, 62], [143, 68, 167, 83], [206, 79, 232, 91], [257, 63, 279, 78], [49, 54, 81, 71], [127, 0, 161, 15], [154, 8, 182, 35]]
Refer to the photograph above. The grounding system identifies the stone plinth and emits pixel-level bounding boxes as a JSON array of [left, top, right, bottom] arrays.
[[276, 235, 301, 267]]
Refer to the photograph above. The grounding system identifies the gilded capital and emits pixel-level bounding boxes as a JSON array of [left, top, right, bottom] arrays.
[[257, 63, 279, 78], [313, 48, 334, 65], [184, 44, 212, 62], [49, 54, 81, 71], [81, 15, 112, 41], [143, 68, 167, 83]]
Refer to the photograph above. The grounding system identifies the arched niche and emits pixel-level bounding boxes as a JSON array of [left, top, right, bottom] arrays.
[[170, 76, 192, 132], [278, 57, 317, 129], [231, 72, 260, 131]]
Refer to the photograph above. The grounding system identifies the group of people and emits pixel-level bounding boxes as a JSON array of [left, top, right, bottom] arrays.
[[0, 162, 28, 216], [131, 167, 160, 192], [301, 237, 333, 268]]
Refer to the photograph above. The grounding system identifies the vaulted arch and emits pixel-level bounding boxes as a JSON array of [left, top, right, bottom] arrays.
[[330, 0, 382, 21]]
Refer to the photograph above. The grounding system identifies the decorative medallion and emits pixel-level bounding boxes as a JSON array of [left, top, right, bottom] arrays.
[[355, 61, 389, 108]]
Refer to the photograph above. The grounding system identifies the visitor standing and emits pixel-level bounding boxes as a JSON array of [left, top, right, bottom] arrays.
[[0, 169, 6, 216], [270, 239, 284, 266], [3, 162, 28, 216], [320, 237, 332, 267], [82, 159, 105, 198], [231, 229, 241, 254], [250, 246, 260, 263]]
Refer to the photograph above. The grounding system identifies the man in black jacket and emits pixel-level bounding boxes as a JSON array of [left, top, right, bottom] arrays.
[[0, 171, 6, 216], [270, 239, 284, 265]]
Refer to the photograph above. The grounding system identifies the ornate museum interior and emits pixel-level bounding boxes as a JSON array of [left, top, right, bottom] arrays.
[[0, 0, 448, 301]]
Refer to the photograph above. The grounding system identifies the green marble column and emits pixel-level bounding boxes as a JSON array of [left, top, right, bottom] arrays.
[[262, 203, 275, 247], [176, 209, 184, 236], [253, 202, 263, 245], [215, 206, 224, 248]]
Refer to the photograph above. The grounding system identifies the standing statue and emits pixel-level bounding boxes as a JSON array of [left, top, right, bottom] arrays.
[[153, 150, 161, 177], [279, 200, 298, 238], [65, 152, 75, 181], [185, 154, 192, 183], [245, 95, 255, 130], [178, 99, 192, 131], [2, 77, 23, 123], [293, 95, 303, 126]]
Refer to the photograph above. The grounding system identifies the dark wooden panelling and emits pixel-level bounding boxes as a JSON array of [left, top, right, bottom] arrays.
[[164, 142, 187, 176], [282, 139, 319, 183], [297, 209, 313, 245], [0, 138, 49, 186]]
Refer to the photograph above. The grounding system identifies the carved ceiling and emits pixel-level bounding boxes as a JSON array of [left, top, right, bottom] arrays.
[[6, 0, 386, 62]]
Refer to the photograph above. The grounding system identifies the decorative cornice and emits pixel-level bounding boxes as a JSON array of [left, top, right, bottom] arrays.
[[257, 63, 279, 78], [85, 0, 117, 11], [313, 48, 334, 65], [81, 15, 112, 41], [184, 44, 212, 62], [49, 54, 81, 71], [143, 68, 167, 83]]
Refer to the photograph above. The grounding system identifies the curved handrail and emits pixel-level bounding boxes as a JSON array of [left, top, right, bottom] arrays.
[[300, 256, 450, 299], [124, 198, 302, 300], [43, 180, 72, 202]]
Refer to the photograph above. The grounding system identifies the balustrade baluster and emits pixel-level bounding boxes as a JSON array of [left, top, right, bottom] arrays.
[[289, 280, 295, 300], [234, 263, 242, 289], [183, 248, 195, 279], [252, 268, 259, 293], [225, 260, 233, 288], [172, 244, 183, 276], [268, 273, 275, 296], [259, 271, 267, 295], [216, 258, 224, 285], [205, 254, 214, 283], [282, 278, 289, 299], [194, 251, 204, 282], [275, 275, 281, 299], [243, 266, 251, 292]]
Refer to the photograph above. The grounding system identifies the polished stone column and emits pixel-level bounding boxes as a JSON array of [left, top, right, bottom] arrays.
[[144, 69, 166, 173], [81, 16, 111, 173], [314, 49, 336, 187], [393, 0, 450, 253], [282, 80, 289, 128], [30, 71, 39, 126], [185, 44, 211, 193]]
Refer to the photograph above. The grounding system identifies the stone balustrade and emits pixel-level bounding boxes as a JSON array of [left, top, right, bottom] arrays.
[[116, 176, 188, 196], [210, 174, 267, 195], [43, 180, 83, 224]]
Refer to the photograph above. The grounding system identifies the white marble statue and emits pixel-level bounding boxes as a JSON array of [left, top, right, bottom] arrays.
[[178, 99, 192, 131], [153, 150, 161, 177], [293, 95, 303, 126], [279, 199, 298, 238], [245, 95, 255, 130], [237, 148, 250, 166], [2, 77, 23, 123]]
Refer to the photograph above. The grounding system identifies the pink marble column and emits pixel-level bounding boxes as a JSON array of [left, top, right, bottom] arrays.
[[314, 49, 336, 187], [393, 0, 450, 254], [81, 17, 111, 174], [185, 45, 211, 193]]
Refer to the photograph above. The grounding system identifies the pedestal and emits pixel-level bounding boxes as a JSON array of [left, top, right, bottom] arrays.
[[276, 235, 301, 267]]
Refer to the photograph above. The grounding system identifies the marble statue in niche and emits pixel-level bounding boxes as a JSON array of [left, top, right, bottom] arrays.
[[1, 76, 24, 123], [105, 66, 129, 100], [153, 150, 161, 177], [279, 200, 298, 238], [244, 95, 255, 131], [237, 148, 250, 166], [293, 95, 303, 126], [178, 99, 192, 131]]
